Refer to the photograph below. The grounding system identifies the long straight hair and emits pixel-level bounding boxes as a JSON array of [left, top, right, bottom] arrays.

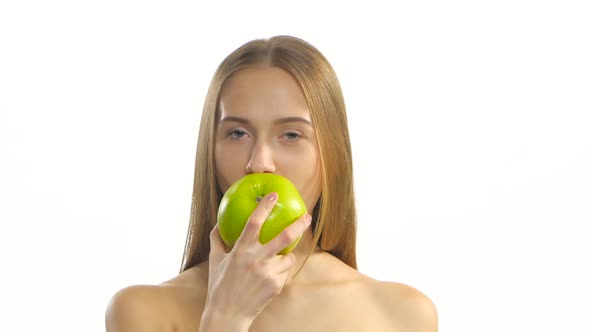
[[180, 35, 357, 274]]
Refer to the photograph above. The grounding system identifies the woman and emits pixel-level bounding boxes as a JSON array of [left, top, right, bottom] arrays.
[[106, 35, 438, 331]]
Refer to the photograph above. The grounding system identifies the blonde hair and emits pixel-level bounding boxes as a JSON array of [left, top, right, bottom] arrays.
[[179, 35, 357, 274]]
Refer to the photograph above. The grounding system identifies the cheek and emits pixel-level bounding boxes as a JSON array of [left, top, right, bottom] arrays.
[[307, 156, 323, 208], [214, 144, 246, 193], [277, 146, 322, 210], [305, 143, 323, 208]]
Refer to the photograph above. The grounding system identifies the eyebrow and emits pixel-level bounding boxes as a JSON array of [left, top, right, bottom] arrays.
[[219, 116, 312, 126]]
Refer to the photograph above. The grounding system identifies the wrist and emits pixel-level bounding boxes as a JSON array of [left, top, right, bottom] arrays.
[[200, 308, 252, 332]]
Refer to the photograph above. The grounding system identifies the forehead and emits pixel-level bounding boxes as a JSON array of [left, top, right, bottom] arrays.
[[218, 67, 310, 119]]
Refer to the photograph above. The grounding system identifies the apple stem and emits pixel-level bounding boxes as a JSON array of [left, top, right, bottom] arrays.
[[256, 196, 263, 203]]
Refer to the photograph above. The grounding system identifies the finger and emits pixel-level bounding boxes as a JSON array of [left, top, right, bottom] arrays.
[[234, 192, 278, 249], [271, 253, 296, 274], [263, 213, 311, 257], [209, 223, 228, 258]]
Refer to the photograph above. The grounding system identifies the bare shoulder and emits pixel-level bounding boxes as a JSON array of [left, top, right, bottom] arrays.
[[368, 279, 438, 331], [105, 266, 208, 332], [105, 284, 171, 332]]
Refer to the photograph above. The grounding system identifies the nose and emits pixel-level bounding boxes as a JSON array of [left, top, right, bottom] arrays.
[[245, 139, 276, 174]]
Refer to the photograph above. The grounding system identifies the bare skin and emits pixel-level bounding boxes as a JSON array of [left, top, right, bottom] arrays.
[[107, 228, 437, 331], [105, 66, 437, 331]]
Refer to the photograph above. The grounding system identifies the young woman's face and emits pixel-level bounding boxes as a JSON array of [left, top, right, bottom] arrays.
[[214, 66, 322, 213]]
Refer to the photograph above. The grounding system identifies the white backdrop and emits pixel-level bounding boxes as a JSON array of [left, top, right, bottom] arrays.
[[1, 1, 589, 331]]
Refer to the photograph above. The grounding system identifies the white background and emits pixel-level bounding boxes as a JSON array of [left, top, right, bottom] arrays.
[[1, 1, 589, 331]]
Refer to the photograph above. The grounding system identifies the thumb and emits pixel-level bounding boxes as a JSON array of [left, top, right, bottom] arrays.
[[209, 223, 228, 257]]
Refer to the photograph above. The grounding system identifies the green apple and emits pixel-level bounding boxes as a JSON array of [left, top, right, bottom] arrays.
[[217, 173, 307, 254]]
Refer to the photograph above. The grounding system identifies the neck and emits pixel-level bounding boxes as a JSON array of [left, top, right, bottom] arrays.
[[285, 228, 324, 284], [195, 228, 325, 286]]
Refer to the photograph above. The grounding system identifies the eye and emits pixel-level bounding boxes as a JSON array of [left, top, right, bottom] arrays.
[[283, 132, 302, 141], [227, 129, 248, 139]]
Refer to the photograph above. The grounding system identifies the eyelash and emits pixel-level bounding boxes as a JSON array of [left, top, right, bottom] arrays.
[[284, 132, 302, 140], [228, 129, 247, 139], [227, 129, 302, 141]]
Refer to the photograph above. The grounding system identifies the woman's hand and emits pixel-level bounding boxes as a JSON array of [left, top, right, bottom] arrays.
[[200, 192, 312, 330]]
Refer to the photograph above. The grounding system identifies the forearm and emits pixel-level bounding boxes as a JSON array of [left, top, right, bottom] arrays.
[[199, 309, 252, 332]]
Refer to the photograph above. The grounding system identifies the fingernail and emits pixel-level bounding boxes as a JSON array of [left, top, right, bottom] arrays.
[[267, 192, 278, 202]]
